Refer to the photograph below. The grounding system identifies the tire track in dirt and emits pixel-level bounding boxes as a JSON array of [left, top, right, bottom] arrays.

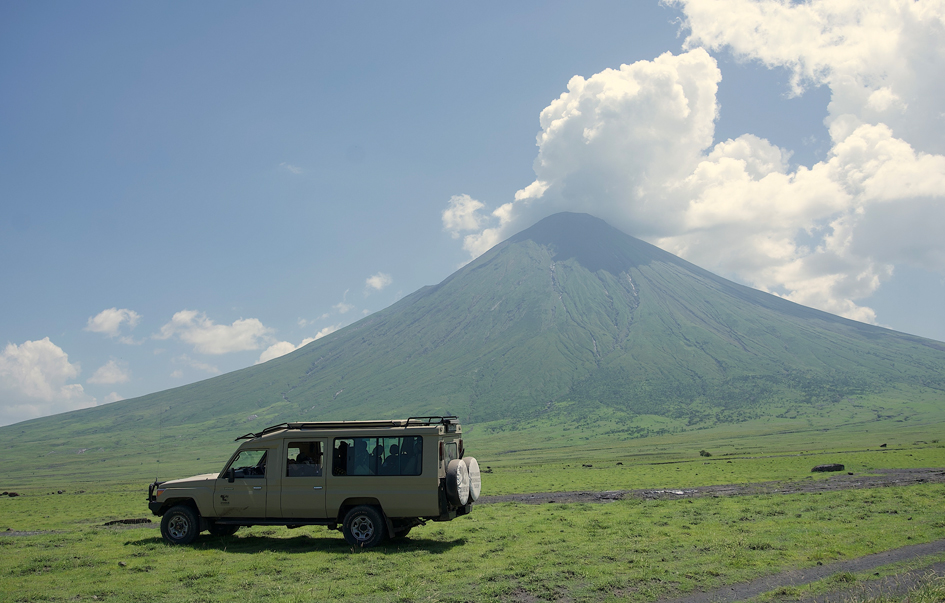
[[479, 467, 945, 602], [477, 467, 945, 505], [656, 541, 945, 603]]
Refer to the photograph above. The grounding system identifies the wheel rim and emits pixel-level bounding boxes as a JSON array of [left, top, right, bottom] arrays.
[[350, 515, 375, 542], [167, 514, 190, 540]]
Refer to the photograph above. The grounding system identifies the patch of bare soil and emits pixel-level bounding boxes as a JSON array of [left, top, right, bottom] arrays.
[[479, 467, 945, 602], [477, 467, 945, 505]]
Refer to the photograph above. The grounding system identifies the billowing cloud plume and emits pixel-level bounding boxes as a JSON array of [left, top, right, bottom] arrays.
[[446, 0, 945, 324], [670, 0, 945, 154], [87, 359, 131, 385], [0, 338, 96, 426], [155, 310, 273, 355], [85, 308, 141, 342]]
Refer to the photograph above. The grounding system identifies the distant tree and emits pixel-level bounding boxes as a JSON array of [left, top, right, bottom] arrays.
[[699, 450, 711, 457]]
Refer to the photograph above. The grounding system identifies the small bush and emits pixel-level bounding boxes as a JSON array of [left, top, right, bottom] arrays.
[[699, 450, 712, 457]]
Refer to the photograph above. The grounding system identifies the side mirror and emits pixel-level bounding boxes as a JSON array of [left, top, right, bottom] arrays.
[[226, 468, 235, 483]]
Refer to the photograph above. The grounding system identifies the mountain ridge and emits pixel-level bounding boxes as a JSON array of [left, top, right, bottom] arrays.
[[3, 212, 944, 443]]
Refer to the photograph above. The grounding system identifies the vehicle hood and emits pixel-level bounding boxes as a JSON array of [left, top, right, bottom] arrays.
[[161, 473, 219, 487]]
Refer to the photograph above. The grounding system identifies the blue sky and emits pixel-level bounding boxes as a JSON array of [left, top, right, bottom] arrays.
[[2, 1, 944, 426]]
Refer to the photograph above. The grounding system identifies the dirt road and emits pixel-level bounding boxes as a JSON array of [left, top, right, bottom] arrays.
[[477, 467, 945, 505]]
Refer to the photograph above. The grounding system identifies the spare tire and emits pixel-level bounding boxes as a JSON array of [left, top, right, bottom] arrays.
[[463, 456, 482, 502], [446, 459, 470, 506]]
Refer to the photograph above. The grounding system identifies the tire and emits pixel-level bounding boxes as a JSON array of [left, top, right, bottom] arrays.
[[446, 459, 470, 506], [208, 522, 239, 537], [463, 456, 482, 502], [342, 505, 387, 548], [160, 505, 200, 545]]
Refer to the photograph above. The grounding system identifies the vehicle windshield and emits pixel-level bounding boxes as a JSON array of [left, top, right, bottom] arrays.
[[226, 449, 267, 478]]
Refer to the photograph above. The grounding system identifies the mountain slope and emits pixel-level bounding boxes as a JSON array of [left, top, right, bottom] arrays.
[[3, 213, 944, 465]]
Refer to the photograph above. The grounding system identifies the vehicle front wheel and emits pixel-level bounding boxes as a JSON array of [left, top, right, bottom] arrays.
[[342, 505, 386, 548], [208, 522, 239, 537], [160, 505, 200, 545]]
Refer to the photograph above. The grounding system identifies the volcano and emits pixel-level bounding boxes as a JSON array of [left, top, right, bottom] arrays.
[[5, 212, 945, 443]]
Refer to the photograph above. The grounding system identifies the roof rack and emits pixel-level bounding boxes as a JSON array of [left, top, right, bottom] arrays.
[[234, 416, 460, 441], [406, 416, 458, 426], [235, 422, 290, 441]]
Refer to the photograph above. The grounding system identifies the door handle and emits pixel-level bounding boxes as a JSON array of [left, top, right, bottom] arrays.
[[313, 486, 323, 490], [253, 486, 262, 490]]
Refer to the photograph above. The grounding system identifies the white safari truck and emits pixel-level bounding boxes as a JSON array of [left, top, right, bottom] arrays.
[[147, 416, 481, 548]]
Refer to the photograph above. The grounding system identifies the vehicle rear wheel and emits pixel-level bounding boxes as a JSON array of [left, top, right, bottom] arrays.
[[342, 505, 386, 548], [446, 459, 470, 506], [160, 505, 200, 545], [208, 522, 239, 537]]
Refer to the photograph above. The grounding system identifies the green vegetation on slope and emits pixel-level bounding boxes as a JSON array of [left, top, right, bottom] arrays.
[[2, 212, 943, 489]]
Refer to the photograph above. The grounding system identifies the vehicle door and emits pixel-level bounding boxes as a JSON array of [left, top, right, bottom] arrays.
[[280, 439, 327, 518], [214, 448, 269, 517]]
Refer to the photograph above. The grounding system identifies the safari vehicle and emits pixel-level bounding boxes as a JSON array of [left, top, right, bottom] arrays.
[[147, 416, 481, 548]]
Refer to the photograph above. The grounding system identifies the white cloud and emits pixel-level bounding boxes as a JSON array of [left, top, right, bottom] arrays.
[[256, 337, 316, 364], [0, 338, 96, 426], [447, 1, 945, 324], [442, 194, 487, 239], [453, 49, 723, 257], [333, 302, 354, 314], [315, 324, 340, 340], [365, 272, 393, 292], [87, 359, 131, 385], [155, 310, 273, 354], [103, 392, 124, 403], [85, 308, 141, 341], [280, 162, 304, 174], [669, 0, 945, 154]]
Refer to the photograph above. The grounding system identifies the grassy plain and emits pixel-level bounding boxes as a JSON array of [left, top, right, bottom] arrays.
[[2, 415, 945, 603]]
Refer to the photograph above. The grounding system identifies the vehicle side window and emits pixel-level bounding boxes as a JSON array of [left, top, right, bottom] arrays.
[[286, 441, 323, 477], [227, 449, 267, 479], [332, 436, 422, 476]]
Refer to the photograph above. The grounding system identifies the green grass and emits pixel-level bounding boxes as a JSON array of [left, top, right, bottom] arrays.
[[2, 383, 943, 491], [750, 552, 945, 603], [1, 484, 943, 602], [2, 434, 945, 603]]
